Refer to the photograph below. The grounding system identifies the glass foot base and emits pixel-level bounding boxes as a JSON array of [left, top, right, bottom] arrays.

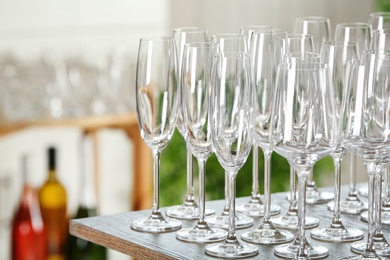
[[241, 222, 294, 245], [358, 186, 368, 197], [351, 234, 390, 256], [236, 201, 281, 217], [166, 204, 215, 220], [271, 214, 319, 229], [361, 210, 390, 226], [382, 211, 390, 225], [176, 224, 227, 243], [286, 191, 334, 204], [310, 226, 364, 242], [274, 241, 329, 259], [328, 199, 367, 215], [131, 214, 182, 233], [339, 254, 382, 259], [306, 190, 334, 205], [206, 214, 254, 230], [205, 238, 258, 258]]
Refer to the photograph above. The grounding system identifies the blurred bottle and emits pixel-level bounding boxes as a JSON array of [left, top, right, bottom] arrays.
[[66, 134, 107, 260], [39, 146, 68, 260], [11, 154, 48, 260]]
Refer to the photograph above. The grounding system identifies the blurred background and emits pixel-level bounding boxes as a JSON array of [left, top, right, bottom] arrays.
[[0, 0, 385, 259]]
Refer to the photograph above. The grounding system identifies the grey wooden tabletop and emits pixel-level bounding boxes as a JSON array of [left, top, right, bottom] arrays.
[[70, 183, 387, 259]]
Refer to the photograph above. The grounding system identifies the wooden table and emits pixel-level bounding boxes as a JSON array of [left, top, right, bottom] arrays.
[[69, 183, 386, 259], [0, 113, 153, 210]]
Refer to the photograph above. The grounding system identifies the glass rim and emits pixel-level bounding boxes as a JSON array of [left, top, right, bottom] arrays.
[[211, 33, 245, 40], [278, 62, 328, 71], [139, 36, 173, 42], [321, 40, 359, 47], [184, 42, 211, 49], [286, 33, 314, 39], [214, 51, 248, 59], [369, 12, 390, 18], [336, 22, 372, 29], [240, 25, 273, 30], [173, 27, 208, 33], [373, 28, 390, 34], [295, 16, 330, 22]]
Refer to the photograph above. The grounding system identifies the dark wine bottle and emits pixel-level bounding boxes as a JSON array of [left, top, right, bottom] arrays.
[[39, 146, 68, 260], [11, 154, 48, 260], [66, 135, 107, 260]]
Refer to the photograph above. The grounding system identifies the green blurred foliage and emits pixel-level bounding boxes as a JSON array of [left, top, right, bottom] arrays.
[[160, 130, 333, 206], [376, 0, 390, 11]]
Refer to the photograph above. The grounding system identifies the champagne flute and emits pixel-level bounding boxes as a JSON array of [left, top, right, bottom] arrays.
[[369, 12, 390, 31], [333, 22, 372, 212], [271, 52, 321, 230], [272, 62, 338, 259], [166, 27, 215, 220], [236, 27, 283, 217], [340, 54, 390, 260], [294, 16, 331, 53], [132, 36, 182, 232], [370, 29, 390, 51], [369, 12, 390, 226], [205, 33, 254, 229], [276, 33, 333, 204], [176, 42, 227, 242], [240, 30, 294, 245], [204, 52, 258, 258], [310, 42, 364, 242], [335, 22, 372, 54]]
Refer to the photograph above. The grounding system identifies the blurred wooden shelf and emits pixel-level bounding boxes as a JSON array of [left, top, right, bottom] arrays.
[[0, 113, 153, 211], [0, 113, 137, 135]]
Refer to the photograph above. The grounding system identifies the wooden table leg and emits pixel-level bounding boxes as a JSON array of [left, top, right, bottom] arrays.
[[124, 125, 153, 210]]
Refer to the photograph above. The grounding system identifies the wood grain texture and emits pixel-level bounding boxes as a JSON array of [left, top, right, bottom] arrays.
[[70, 183, 385, 259]]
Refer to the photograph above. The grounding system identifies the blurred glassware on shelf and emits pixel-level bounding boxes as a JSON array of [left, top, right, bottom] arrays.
[[0, 47, 136, 122]]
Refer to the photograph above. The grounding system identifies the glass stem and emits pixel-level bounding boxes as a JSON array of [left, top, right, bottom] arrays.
[[223, 171, 229, 214], [288, 166, 298, 212], [297, 170, 309, 257], [251, 145, 260, 199], [263, 149, 272, 222], [348, 153, 357, 196], [332, 155, 342, 224], [383, 167, 390, 208], [227, 170, 238, 241], [152, 150, 161, 216], [185, 149, 195, 203], [374, 171, 382, 235], [364, 165, 377, 255], [198, 158, 206, 223]]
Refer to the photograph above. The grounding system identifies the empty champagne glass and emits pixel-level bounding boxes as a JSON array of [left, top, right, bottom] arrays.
[[335, 22, 372, 55], [334, 22, 372, 212], [272, 62, 338, 259], [206, 33, 254, 229], [236, 28, 283, 218], [294, 16, 331, 53], [370, 29, 390, 51], [240, 30, 294, 245], [204, 52, 259, 258], [340, 54, 390, 260], [369, 13, 390, 226], [166, 27, 215, 220], [271, 52, 321, 230], [176, 42, 227, 242], [310, 43, 364, 242], [369, 12, 390, 31], [132, 37, 182, 232]]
